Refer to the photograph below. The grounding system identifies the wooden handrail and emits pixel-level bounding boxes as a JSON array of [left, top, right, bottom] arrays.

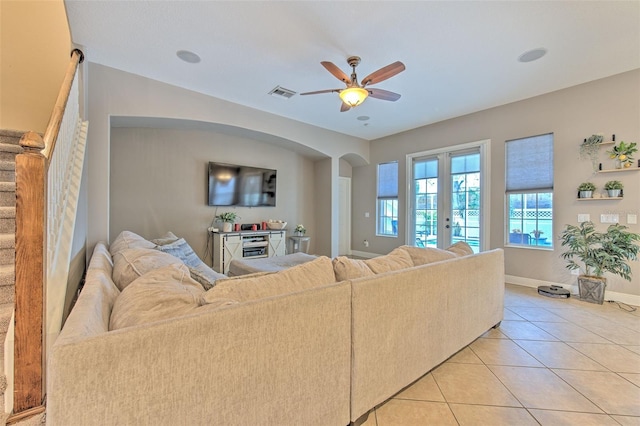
[[11, 48, 84, 420], [41, 49, 83, 162]]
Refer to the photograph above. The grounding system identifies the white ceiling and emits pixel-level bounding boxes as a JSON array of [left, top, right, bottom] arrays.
[[65, 1, 640, 141]]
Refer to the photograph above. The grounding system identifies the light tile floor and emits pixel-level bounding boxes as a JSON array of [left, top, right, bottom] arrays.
[[362, 283, 640, 426]]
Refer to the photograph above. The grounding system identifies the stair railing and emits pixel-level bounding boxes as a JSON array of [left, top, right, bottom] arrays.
[[9, 48, 85, 422]]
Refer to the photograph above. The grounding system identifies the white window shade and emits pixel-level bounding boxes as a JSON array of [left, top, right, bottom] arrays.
[[378, 161, 398, 199], [506, 134, 554, 191]]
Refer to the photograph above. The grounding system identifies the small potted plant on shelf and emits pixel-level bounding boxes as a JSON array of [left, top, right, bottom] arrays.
[[603, 180, 623, 198], [607, 140, 637, 169], [577, 182, 596, 198], [215, 212, 238, 232], [294, 224, 306, 236], [579, 134, 603, 172], [560, 221, 640, 304]]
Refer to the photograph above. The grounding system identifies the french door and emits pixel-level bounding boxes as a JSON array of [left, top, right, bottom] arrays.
[[407, 141, 489, 253]]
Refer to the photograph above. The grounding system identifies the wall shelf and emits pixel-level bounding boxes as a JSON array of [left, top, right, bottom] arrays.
[[598, 167, 639, 173], [576, 197, 623, 201]]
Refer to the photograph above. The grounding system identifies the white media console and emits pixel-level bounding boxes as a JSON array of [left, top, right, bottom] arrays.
[[211, 230, 286, 274]]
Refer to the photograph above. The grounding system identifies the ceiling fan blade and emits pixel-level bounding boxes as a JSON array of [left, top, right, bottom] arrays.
[[367, 88, 401, 101], [361, 61, 405, 87], [340, 102, 351, 112], [300, 89, 341, 96], [321, 61, 352, 85]]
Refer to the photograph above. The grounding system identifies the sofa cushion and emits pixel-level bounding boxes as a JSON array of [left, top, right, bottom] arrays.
[[109, 263, 205, 330], [332, 257, 375, 281], [399, 245, 458, 266], [201, 256, 335, 305], [154, 238, 224, 290], [365, 247, 414, 274], [333, 247, 414, 281], [110, 230, 155, 256], [112, 248, 184, 291], [150, 231, 179, 246], [446, 241, 474, 256]]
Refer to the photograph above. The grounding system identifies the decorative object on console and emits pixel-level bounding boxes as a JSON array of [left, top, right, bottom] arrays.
[[266, 219, 287, 230], [294, 224, 306, 236], [603, 180, 623, 198], [560, 221, 640, 304], [215, 211, 238, 232], [579, 134, 604, 173], [607, 140, 637, 169], [577, 182, 596, 199]]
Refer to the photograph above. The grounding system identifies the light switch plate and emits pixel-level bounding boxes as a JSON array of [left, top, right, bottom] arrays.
[[628, 213, 638, 225], [601, 214, 620, 223], [577, 214, 590, 223]]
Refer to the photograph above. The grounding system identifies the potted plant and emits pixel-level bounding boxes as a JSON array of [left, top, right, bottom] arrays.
[[577, 182, 596, 198], [294, 224, 306, 236], [607, 140, 637, 169], [560, 221, 640, 304], [215, 212, 238, 232], [604, 180, 623, 198], [579, 134, 603, 172]]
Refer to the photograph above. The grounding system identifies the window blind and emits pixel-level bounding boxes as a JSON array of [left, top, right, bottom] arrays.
[[378, 161, 398, 199], [506, 134, 554, 192]]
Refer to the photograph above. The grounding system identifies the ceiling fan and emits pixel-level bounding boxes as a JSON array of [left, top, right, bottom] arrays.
[[301, 56, 405, 112]]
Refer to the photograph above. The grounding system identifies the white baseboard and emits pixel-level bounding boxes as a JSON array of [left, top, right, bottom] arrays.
[[506, 275, 640, 307], [349, 250, 380, 259]]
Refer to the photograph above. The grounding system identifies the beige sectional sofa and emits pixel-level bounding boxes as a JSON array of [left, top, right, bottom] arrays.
[[47, 232, 504, 425]]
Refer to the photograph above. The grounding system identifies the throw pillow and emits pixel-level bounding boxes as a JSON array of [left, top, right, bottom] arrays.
[[150, 231, 179, 246], [364, 247, 414, 274], [332, 257, 375, 281], [110, 230, 155, 257], [154, 238, 223, 290], [109, 263, 205, 330], [112, 248, 184, 291], [446, 241, 474, 256], [399, 245, 458, 266], [201, 256, 335, 305]]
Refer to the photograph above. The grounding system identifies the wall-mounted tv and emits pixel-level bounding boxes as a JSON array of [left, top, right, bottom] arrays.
[[208, 162, 277, 207]]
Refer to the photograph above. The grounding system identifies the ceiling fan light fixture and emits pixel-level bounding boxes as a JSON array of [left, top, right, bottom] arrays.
[[339, 87, 368, 107]]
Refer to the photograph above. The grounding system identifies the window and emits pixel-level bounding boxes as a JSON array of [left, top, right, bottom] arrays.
[[506, 134, 553, 248], [377, 161, 398, 236]]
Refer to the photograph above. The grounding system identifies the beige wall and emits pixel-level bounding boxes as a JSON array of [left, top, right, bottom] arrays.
[[0, 0, 71, 132], [86, 63, 369, 257], [110, 126, 319, 260], [353, 69, 640, 297]]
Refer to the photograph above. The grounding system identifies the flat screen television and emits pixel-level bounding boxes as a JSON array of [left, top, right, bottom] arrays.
[[207, 162, 277, 207]]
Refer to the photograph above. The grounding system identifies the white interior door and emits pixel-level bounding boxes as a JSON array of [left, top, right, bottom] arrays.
[[338, 177, 351, 255]]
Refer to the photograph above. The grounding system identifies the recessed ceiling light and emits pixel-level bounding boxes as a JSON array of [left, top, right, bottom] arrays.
[[357, 116, 370, 121], [176, 50, 201, 64], [518, 48, 547, 63]]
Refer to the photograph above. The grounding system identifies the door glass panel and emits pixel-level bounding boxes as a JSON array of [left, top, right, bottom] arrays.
[[450, 153, 480, 253], [414, 158, 438, 248]]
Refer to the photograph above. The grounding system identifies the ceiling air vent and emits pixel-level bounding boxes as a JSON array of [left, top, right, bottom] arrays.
[[268, 86, 296, 99]]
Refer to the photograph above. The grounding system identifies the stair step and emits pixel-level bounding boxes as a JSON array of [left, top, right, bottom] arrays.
[[0, 265, 14, 287], [0, 303, 13, 333], [0, 182, 15, 193], [0, 234, 14, 250], [0, 129, 24, 145], [0, 207, 15, 219], [0, 143, 23, 162]]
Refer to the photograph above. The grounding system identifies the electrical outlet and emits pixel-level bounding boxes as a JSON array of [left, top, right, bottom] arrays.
[[364, 212, 370, 218], [363, 239, 369, 247], [628, 214, 638, 225]]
